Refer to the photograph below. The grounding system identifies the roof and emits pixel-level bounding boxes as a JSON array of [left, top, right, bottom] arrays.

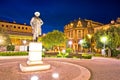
[[65, 18, 104, 29]]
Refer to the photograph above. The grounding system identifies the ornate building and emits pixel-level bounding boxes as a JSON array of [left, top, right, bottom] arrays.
[[64, 18, 103, 51], [94, 17, 120, 32], [0, 21, 32, 46]]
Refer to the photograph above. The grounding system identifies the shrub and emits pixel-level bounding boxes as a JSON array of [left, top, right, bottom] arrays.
[[66, 53, 73, 58], [57, 52, 69, 58], [82, 54, 92, 59], [111, 49, 120, 57], [42, 52, 45, 57], [94, 53, 102, 57], [66, 48, 73, 53], [44, 52, 58, 57], [7, 45, 15, 51], [0, 52, 28, 56]]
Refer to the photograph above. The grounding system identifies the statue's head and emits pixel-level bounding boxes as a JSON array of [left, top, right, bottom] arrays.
[[34, 12, 40, 17]]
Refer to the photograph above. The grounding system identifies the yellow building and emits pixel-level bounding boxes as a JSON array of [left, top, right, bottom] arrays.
[[0, 21, 32, 46], [94, 17, 120, 33], [64, 18, 103, 51], [64, 17, 120, 52]]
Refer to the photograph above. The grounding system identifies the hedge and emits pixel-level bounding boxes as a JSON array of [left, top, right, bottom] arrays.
[[0, 52, 28, 56]]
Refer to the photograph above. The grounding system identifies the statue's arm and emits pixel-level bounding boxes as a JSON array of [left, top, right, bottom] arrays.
[[30, 17, 34, 29], [40, 19, 43, 25]]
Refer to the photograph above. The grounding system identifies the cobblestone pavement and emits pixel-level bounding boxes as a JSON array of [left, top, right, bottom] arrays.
[[0, 57, 120, 80]]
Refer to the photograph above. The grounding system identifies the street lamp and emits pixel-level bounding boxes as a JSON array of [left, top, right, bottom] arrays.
[[68, 41, 72, 48], [101, 36, 107, 49], [78, 39, 84, 52], [0, 36, 4, 45], [79, 39, 84, 45], [87, 34, 92, 53], [101, 36, 107, 56], [0, 39, 3, 43], [87, 34, 92, 39], [23, 40, 27, 51]]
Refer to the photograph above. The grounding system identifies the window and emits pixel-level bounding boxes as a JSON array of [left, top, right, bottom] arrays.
[[18, 27, 20, 29], [71, 30, 73, 38], [69, 31, 70, 37], [2, 24, 4, 27], [26, 27, 28, 30], [10, 25, 12, 27], [78, 30, 81, 38], [6, 25, 8, 28], [14, 26, 16, 28], [22, 27, 24, 29]]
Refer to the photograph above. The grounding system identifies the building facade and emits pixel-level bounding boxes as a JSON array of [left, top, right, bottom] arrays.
[[94, 17, 120, 33], [64, 18, 103, 51], [0, 21, 32, 46], [64, 18, 120, 52]]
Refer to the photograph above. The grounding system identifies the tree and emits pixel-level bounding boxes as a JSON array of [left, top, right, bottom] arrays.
[[107, 26, 120, 49], [94, 29, 108, 49], [94, 26, 120, 50], [81, 39, 90, 49], [41, 30, 66, 50], [0, 28, 11, 46]]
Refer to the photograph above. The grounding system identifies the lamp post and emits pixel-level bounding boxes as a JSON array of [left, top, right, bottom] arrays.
[[0, 38, 3, 51], [101, 36, 107, 56], [79, 39, 84, 52], [23, 40, 27, 51], [0, 39, 2, 43], [68, 41, 72, 48], [87, 34, 92, 53], [0, 36, 4, 45]]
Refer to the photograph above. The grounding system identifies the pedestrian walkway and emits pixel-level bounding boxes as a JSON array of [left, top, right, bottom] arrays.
[[0, 56, 120, 80]]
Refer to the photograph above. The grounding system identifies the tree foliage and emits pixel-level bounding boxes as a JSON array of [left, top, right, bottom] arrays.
[[0, 28, 11, 46], [94, 29, 107, 49], [41, 30, 66, 49], [81, 39, 90, 49], [7, 45, 15, 51], [94, 26, 120, 49], [106, 26, 120, 49]]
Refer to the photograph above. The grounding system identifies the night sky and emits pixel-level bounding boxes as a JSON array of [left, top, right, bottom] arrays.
[[0, 0, 120, 33]]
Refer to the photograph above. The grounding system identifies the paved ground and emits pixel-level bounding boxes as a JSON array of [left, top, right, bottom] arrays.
[[48, 57, 120, 80], [0, 56, 120, 80]]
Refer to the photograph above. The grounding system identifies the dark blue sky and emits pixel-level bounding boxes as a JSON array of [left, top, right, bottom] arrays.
[[0, 0, 120, 33]]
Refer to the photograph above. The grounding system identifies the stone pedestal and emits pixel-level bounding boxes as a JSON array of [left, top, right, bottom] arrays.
[[20, 42, 51, 72], [27, 42, 43, 65]]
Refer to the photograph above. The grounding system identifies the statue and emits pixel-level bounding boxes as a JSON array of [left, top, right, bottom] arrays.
[[20, 12, 51, 72], [30, 12, 43, 42]]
